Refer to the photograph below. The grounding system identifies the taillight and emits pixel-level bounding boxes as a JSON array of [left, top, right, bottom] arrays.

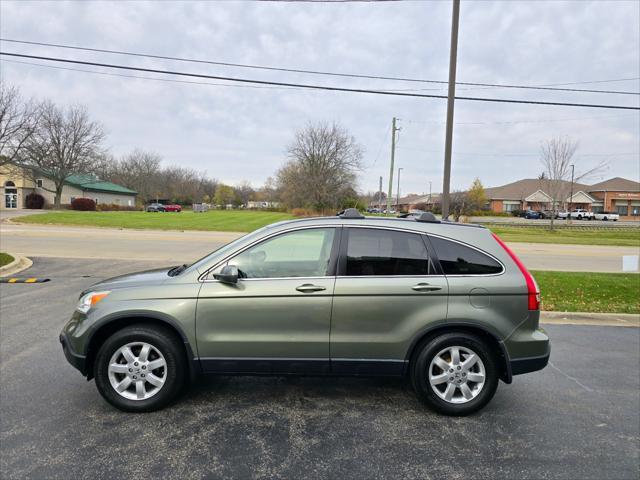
[[491, 233, 540, 311]]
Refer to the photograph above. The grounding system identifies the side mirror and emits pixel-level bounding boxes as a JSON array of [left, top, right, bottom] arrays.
[[213, 265, 239, 284]]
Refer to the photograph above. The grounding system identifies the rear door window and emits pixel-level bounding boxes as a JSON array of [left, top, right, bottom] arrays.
[[429, 236, 503, 275], [344, 228, 434, 276]]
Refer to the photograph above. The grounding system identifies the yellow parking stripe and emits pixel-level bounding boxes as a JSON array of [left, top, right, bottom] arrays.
[[24, 278, 37, 283], [8, 278, 18, 283]]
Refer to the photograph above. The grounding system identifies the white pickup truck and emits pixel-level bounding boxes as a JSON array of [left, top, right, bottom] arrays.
[[557, 209, 595, 220], [594, 211, 619, 221]]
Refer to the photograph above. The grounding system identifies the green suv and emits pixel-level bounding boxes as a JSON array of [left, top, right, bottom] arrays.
[[60, 210, 549, 415]]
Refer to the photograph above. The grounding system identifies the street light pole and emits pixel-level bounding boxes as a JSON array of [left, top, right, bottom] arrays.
[[440, 0, 461, 220], [396, 167, 403, 213]]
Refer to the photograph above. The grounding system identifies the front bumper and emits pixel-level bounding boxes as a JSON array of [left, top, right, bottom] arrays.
[[59, 332, 88, 376]]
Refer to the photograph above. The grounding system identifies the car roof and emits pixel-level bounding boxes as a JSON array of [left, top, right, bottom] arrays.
[[266, 215, 487, 236]]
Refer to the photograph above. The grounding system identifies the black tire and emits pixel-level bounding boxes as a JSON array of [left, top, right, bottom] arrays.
[[411, 332, 499, 416], [94, 324, 186, 412]]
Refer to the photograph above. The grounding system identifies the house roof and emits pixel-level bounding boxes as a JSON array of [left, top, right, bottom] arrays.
[[64, 174, 137, 195], [484, 178, 590, 201], [588, 177, 640, 192]]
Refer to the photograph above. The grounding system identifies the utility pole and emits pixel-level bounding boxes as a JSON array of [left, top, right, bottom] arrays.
[[568, 164, 575, 223], [428, 180, 432, 208], [440, 0, 461, 220], [378, 175, 383, 212], [386, 117, 400, 215], [396, 167, 403, 213]]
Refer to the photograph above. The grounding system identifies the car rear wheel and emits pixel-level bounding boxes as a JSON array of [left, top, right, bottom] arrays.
[[94, 324, 185, 412], [411, 332, 499, 416]]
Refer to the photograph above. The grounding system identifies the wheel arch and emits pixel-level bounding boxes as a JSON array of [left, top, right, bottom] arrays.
[[84, 313, 198, 381], [405, 323, 512, 383]]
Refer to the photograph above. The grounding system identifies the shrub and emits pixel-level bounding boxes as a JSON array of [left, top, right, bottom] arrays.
[[25, 192, 45, 209], [96, 203, 138, 211], [71, 198, 96, 211]]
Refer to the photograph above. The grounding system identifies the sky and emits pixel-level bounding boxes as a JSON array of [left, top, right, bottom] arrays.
[[1, 0, 639, 197]]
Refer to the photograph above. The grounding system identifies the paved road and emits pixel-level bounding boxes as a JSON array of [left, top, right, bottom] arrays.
[[1, 258, 638, 479], [2, 223, 638, 272]]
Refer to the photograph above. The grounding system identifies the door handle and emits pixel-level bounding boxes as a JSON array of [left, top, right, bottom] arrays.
[[296, 284, 326, 293], [412, 283, 442, 292]]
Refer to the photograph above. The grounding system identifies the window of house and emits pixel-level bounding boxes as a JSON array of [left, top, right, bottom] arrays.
[[229, 228, 335, 279], [344, 228, 432, 276], [631, 205, 640, 216], [429, 236, 503, 275], [36, 179, 43, 188]]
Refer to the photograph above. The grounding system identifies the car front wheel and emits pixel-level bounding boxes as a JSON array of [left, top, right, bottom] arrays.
[[94, 324, 185, 412], [411, 332, 499, 416]]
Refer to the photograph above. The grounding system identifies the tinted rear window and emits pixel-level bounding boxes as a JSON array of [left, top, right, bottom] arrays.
[[430, 236, 503, 275], [345, 228, 432, 276]]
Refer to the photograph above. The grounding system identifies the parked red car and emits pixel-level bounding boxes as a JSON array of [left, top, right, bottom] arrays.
[[163, 204, 182, 212]]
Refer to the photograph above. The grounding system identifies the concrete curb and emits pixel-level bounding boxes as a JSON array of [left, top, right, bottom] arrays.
[[540, 311, 639, 328], [0, 254, 33, 278]]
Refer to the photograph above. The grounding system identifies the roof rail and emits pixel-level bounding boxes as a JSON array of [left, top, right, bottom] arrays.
[[414, 212, 440, 223], [337, 208, 365, 219]]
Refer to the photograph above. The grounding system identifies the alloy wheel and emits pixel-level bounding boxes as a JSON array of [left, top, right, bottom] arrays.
[[107, 342, 167, 401], [428, 346, 486, 404]]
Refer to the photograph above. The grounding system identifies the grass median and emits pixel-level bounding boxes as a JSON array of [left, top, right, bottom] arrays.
[[533, 270, 640, 314], [14, 210, 295, 232], [0, 252, 14, 267], [489, 225, 640, 247]]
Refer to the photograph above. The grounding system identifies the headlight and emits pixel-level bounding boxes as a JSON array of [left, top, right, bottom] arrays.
[[76, 291, 110, 313]]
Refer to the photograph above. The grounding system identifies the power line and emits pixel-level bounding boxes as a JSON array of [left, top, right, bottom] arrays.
[[1, 51, 638, 110], [7, 57, 636, 125], [0, 58, 303, 91], [1, 38, 638, 96]]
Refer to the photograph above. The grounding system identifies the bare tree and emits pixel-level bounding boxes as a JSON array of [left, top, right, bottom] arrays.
[[0, 84, 38, 167], [234, 180, 254, 207], [277, 122, 362, 212], [21, 102, 105, 208], [539, 136, 606, 229]]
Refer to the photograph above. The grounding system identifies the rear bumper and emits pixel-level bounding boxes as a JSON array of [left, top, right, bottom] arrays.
[[510, 344, 550, 375], [59, 332, 88, 376]]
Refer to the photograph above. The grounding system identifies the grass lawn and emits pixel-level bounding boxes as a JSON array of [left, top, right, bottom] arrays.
[[0, 252, 15, 267], [532, 270, 640, 314], [15, 210, 295, 232], [489, 225, 640, 247]]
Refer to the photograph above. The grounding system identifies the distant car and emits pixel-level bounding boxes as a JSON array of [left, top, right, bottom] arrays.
[[163, 204, 182, 213], [594, 211, 619, 221], [569, 209, 594, 220], [540, 210, 557, 219], [524, 210, 542, 219], [146, 203, 166, 212]]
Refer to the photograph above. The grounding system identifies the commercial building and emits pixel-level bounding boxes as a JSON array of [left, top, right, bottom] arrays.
[[383, 176, 639, 220], [1, 163, 137, 210]]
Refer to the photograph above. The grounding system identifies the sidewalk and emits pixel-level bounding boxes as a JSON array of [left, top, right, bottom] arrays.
[[540, 311, 639, 327]]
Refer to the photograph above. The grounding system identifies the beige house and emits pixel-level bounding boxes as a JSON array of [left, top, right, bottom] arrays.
[[0, 163, 137, 210]]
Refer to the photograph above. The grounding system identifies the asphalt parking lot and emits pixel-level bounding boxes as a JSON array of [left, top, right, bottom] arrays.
[[1, 258, 639, 479]]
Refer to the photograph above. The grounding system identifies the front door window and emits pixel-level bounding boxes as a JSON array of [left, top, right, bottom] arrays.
[[229, 228, 336, 278]]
